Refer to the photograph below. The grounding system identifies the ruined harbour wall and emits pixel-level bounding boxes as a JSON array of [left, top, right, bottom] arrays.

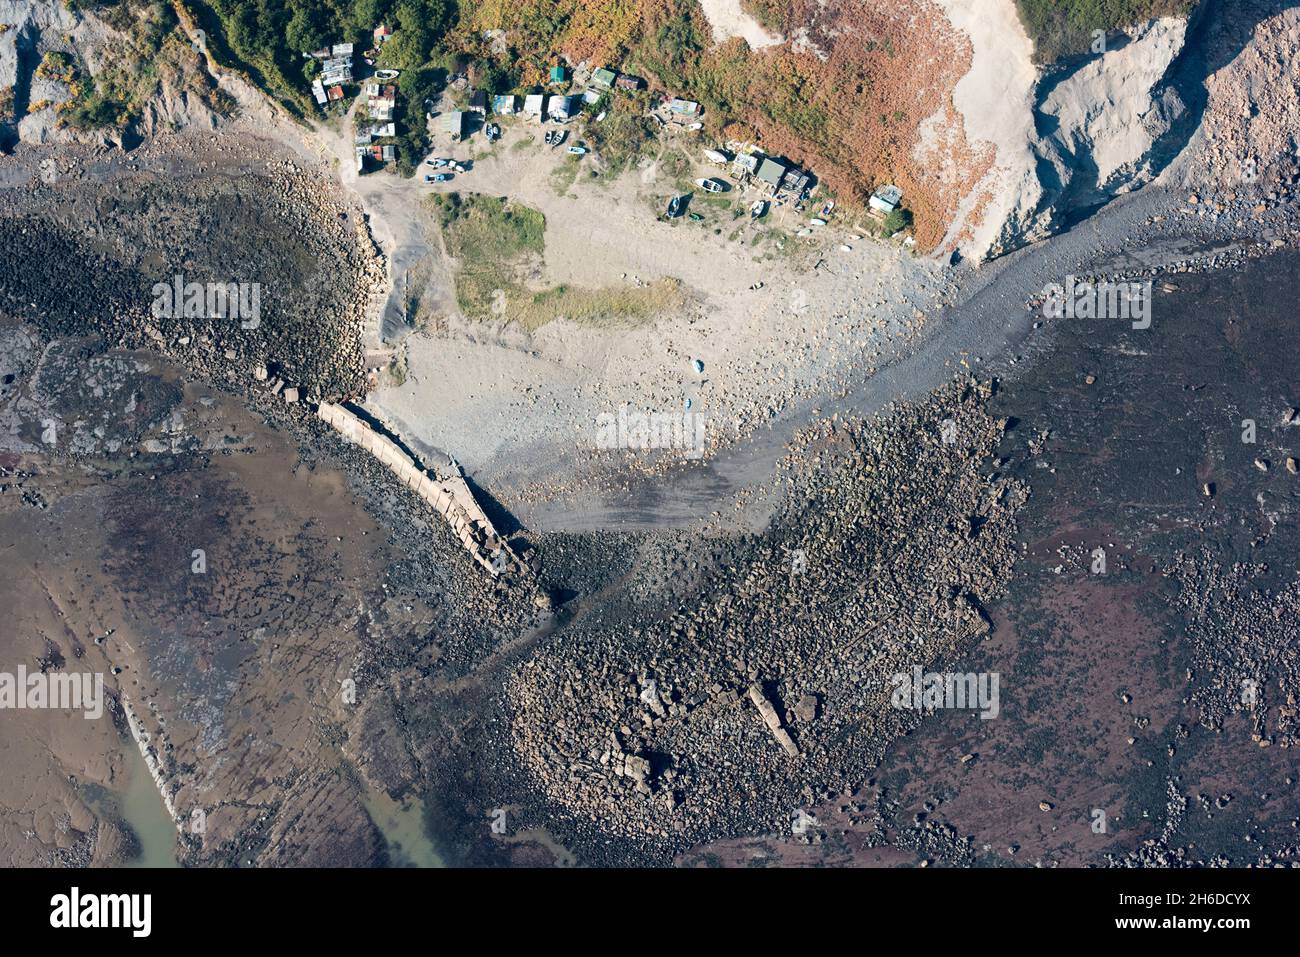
[[316, 402, 518, 577]]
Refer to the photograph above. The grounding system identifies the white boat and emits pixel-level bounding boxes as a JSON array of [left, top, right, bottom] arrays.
[[686, 122, 703, 131], [797, 227, 812, 236], [809, 218, 827, 226], [694, 178, 726, 193], [750, 200, 768, 219], [703, 149, 728, 165], [374, 69, 400, 80]]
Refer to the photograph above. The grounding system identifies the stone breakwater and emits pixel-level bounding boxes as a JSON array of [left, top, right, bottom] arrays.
[[317, 402, 524, 577], [121, 696, 180, 832]]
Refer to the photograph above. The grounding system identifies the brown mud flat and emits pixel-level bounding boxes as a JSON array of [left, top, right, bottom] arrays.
[[2, 125, 1296, 867], [0, 331, 398, 866], [679, 249, 1300, 867]]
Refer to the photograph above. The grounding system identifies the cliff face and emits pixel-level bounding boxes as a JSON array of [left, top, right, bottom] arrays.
[[0, 0, 110, 149], [0, 0, 223, 152], [933, 4, 1192, 260], [942, 0, 1298, 261], [990, 16, 1191, 258]]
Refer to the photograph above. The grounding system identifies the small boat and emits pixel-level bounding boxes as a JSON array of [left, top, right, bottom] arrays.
[[694, 177, 726, 193], [549, 129, 568, 147], [703, 149, 728, 165], [485, 123, 501, 141], [797, 227, 812, 236], [750, 200, 768, 219], [374, 69, 400, 80], [567, 145, 587, 155], [820, 201, 835, 217], [686, 122, 703, 131], [688, 212, 704, 221], [666, 196, 683, 218], [809, 218, 827, 226]]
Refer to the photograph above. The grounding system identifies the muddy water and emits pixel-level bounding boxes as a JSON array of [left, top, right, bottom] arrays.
[[118, 743, 180, 868], [363, 787, 445, 868]]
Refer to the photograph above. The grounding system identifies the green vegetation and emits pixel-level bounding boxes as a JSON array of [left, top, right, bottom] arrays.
[[513, 278, 685, 332], [1013, 0, 1198, 62], [549, 156, 582, 196], [391, 65, 443, 175], [880, 207, 912, 237], [580, 99, 654, 179], [428, 191, 682, 330], [38, 3, 231, 131], [181, 0, 455, 112], [432, 191, 545, 262], [429, 192, 545, 320]]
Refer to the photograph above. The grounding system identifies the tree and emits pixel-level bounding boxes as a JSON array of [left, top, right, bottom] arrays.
[[286, 7, 328, 54], [881, 207, 911, 236]]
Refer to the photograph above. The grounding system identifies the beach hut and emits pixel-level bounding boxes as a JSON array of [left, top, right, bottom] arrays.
[[869, 185, 903, 214], [591, 67, 617, 89], [441, 111, 466, 138], [756, 157, 788, 192], [550, 95, 581, 120], [492, 94, 518, 114], [523, 93, 548, 119]]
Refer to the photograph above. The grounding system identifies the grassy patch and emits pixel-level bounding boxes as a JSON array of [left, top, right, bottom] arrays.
[[429, 190, 683, 330], [549, 156, 582, 196], [433, 191, 545, 260], [581, 100, 654, 179], [513, 278, 686, 332], [429, 192, 546, 320], [1014, 0, 1198, 62]]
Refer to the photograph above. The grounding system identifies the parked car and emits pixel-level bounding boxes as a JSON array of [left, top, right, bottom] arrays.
[[433, 172, 453, 182], [425, 158, 448, 167]]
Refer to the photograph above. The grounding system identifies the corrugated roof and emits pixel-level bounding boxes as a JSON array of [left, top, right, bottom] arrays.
[[756, 157, 787, 186]]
